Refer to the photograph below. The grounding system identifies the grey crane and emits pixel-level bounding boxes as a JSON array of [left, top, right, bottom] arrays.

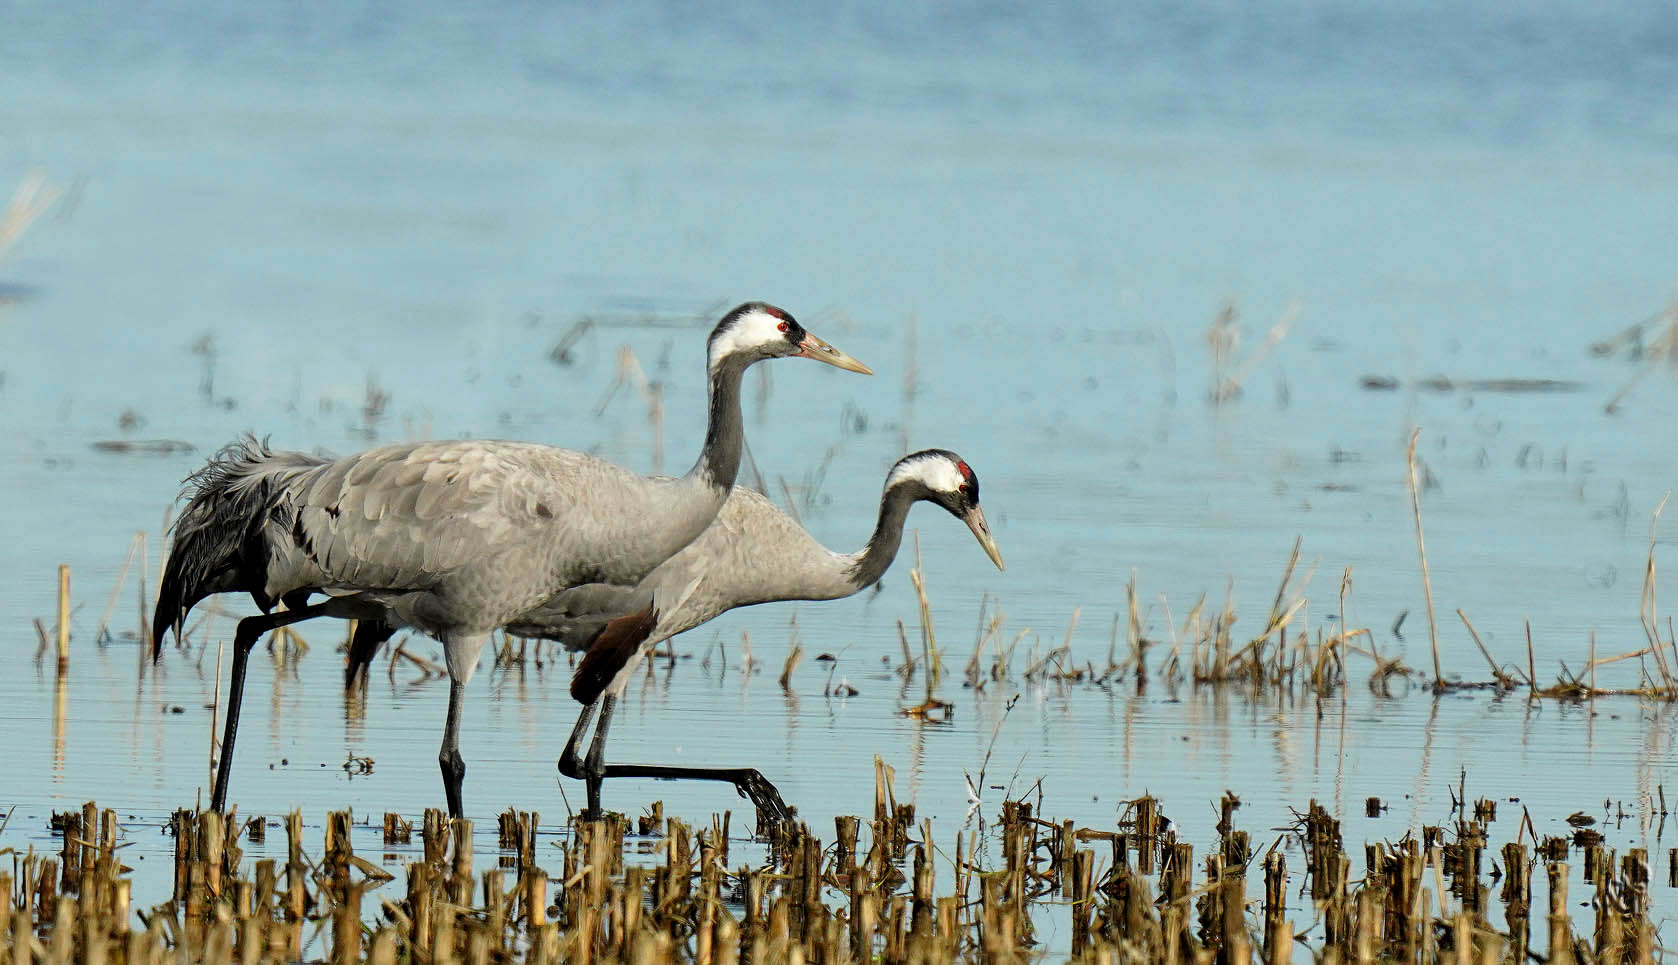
[[428, 449, 1002, 820], [152, 302, 871, 817]]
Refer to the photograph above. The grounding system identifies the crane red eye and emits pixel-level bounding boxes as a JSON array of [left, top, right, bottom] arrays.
[[777, 321, 790, 333]]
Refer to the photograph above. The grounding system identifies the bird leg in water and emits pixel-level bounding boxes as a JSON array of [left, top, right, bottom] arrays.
[[213, 596, 369, 813], [580, 695, 620, 818], [440, 677, 468, 818], [555, 694, 793, 828], [596, 761, 796, 832], [557, 701, 598, 790], [559, 601, 797, 826], [556, 696, 616, 819]]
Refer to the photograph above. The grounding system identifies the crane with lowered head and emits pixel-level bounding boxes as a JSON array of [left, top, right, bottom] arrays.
[[345, 448, 1003, 822]]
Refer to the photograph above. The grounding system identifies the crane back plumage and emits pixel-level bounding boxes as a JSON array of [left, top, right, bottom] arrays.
[[154, 437, 730, 676]]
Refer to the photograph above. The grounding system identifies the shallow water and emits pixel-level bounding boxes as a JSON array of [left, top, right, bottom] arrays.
[[6, 0, 1678, 950]]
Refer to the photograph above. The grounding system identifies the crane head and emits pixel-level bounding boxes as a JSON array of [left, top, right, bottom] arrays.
[[708, 302, 873, 375], [889, 450, 1005, 572]]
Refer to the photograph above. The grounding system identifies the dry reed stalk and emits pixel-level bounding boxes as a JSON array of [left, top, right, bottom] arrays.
[[154, 506, 172, 627], [0, 169, 61, 254], [1207, 303, 1239, 403], [894, 619, 915, 678], [1407, 429, 1444, 688], [13, 790, 1658, 963], [592, 346, 664, 472], [775, 477, 804, 526], [392, 644, 446, 679], [1638, 494, 1675, 687], [136, 531, 151, 651], [966, 596, 1004, 687], [778, 635, 803, 691], [209, 639, 224, 792], [56, 564, 70, 674], [1589, 632, 1597, 694], [95, 533, 143, 644], [908, 533, 939, 681], [1309, 567, 1357, 687], [1454, 610, 1513, 685], [739, 630, 756, 678], [1269, 536, 1303, 624], [1603, 304, 1678, 414], [1128, 571, 1148, 684], [992, 628, 1028, 681], [1209, 300, 1300, 402], [1583, 644, 1674, 675], [648, 382, 664, 475]]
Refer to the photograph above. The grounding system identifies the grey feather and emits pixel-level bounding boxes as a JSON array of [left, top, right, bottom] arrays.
[[509, 450, 987, 700]]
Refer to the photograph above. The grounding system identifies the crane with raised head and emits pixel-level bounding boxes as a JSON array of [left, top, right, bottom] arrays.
[[153, 303, 871, 817], [440, 449, 1003, 821]]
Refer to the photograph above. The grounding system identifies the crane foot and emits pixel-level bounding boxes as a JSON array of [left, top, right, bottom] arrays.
[[730, 768, 797, 830]]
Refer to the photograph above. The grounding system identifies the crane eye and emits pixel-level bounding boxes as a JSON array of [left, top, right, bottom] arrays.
[[777, 321, 790, 333]]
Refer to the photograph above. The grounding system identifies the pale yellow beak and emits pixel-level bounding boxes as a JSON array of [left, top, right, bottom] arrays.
[[797, 332, 873, 375], [964, 504, 1005, 572]]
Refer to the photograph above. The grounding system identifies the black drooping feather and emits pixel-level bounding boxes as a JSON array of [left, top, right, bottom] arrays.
[[568, 602, 659, 705], [344, 619, 398, 688], [152, 435, 328, 658]]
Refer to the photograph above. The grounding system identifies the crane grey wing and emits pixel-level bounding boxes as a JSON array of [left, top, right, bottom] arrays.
[[505, 583, 651, 650], [280, 441, 578, 592]]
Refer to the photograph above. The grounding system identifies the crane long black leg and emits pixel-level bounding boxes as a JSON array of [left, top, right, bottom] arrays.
[[212, 598, 351, 813], [439, 677, 468, 818], [553, 696, 794, 828], [557, 700, 598, 781], [595, 761, 796, 830], [579, 695, 618, 819], [211, 619, 263, 815], [345, 619, 397, 690]]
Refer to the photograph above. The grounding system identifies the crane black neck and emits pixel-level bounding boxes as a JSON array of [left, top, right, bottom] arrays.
[[688, 354, 750, 491], [846, 477, 926, 590]]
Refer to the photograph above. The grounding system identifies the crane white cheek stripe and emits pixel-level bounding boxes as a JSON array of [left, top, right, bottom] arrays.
[[707, 309, 788, 374], [886, 453, 964, 494]]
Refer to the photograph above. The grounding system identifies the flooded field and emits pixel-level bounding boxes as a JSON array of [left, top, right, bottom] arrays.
[[8, 0, 1678, 957]]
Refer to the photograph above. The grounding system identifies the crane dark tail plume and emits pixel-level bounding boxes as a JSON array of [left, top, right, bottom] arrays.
[[152, 435, 327, 660], [569, 603, 659, 705]]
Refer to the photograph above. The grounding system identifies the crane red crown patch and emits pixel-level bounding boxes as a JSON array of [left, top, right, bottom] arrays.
[[957, 461, 973, 480], [763, 305, 790, 320]]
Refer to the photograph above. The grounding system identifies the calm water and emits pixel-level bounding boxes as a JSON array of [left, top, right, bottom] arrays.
[[6, 0, 1678, 949]]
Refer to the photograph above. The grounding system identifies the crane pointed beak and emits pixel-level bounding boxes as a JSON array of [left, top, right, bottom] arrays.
[[963, 504, 1005, 572], [797, 332, 874, 375]]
